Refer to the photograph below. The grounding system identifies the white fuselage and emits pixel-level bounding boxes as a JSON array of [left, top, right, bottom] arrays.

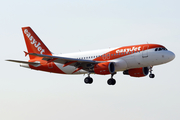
[[52, 47, 175, 74]]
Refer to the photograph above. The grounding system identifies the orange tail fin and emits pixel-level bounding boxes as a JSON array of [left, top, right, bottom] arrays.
[[22, 27, 52, 59]]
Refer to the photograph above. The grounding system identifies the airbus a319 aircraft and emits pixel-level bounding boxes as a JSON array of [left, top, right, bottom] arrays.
[[7, 27, 175, 85]]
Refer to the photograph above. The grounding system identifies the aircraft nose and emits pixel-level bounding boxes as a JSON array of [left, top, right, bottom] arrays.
[[167, 51, 175, 61]]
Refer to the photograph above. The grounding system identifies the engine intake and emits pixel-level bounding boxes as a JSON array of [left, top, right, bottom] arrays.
[[94, 62, 115, 75]]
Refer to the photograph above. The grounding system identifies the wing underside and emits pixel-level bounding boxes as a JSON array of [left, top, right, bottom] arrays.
[[29, 53, 101, 71]]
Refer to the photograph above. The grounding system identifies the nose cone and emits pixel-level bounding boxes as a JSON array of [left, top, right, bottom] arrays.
[[167, 51, 175, 62]]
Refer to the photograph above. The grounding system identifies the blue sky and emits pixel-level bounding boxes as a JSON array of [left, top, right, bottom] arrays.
[[1, 0, 180, 120]]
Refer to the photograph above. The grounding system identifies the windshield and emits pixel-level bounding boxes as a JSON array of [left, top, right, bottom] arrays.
[[155, 47, 168, 51]]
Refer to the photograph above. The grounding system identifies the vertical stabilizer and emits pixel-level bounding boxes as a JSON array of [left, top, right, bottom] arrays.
[[22, 27, 52, 59]]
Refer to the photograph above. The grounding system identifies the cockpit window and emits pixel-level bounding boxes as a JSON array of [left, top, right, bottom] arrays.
[[155, 47, 168, 51], [162, 48, 167, 50]]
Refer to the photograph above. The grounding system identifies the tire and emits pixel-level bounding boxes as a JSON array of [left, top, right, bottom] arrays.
[[107, 78, 116, 85], [84, 77, 93, 84], [149, 74, 155, 78]]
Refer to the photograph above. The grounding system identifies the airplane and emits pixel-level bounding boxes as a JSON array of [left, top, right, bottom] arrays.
[[6, 26, 175, 85]]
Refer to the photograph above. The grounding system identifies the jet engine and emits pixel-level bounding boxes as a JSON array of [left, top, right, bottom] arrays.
[[123, 67, 149, 77], [94, 62, 115, 75]]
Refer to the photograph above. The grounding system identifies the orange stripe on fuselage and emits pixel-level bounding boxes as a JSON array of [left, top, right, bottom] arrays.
[[93, 44, 165, 61]]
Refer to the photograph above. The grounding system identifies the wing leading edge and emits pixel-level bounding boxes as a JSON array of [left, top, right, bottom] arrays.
[[29, 53, 100, 64]]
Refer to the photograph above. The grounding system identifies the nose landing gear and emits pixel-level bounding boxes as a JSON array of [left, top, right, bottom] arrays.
[[149, 66, 155, 78]]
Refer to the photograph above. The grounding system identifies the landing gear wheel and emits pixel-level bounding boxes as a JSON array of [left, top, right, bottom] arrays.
[[107, 78, 116, 85], [149, 74, 155, 78], [84, 77, 93, 84], [149, 66, 155, 78]]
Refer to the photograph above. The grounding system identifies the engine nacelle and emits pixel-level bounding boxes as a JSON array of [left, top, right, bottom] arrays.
[[94, 62, 115, 75], [123, 67, 149, 77]]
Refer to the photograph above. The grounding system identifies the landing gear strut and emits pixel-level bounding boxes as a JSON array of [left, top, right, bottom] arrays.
[[84, 73, 93, 84], [107, 72, 116, 85], [149, 66, 155, 78]]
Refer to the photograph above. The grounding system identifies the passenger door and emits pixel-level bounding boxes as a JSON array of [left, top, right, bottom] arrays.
[[142, 45, 149, 58]]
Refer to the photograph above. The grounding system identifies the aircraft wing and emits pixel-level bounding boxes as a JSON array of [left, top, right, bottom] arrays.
[[29, 53, 101, 70]]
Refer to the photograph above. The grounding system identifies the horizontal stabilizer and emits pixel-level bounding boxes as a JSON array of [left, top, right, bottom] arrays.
[[6, 59, 40, 65]]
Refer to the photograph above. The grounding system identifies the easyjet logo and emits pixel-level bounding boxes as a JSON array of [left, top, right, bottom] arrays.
[[24, 29, 45, 54], [116, 46, 141, 53]]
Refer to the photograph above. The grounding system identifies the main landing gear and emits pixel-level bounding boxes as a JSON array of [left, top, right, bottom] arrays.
[[107, 72, 117, 85], [84, 72, 117, 85], [149, 66, 155, 78], [84, 73, 93, 84]]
